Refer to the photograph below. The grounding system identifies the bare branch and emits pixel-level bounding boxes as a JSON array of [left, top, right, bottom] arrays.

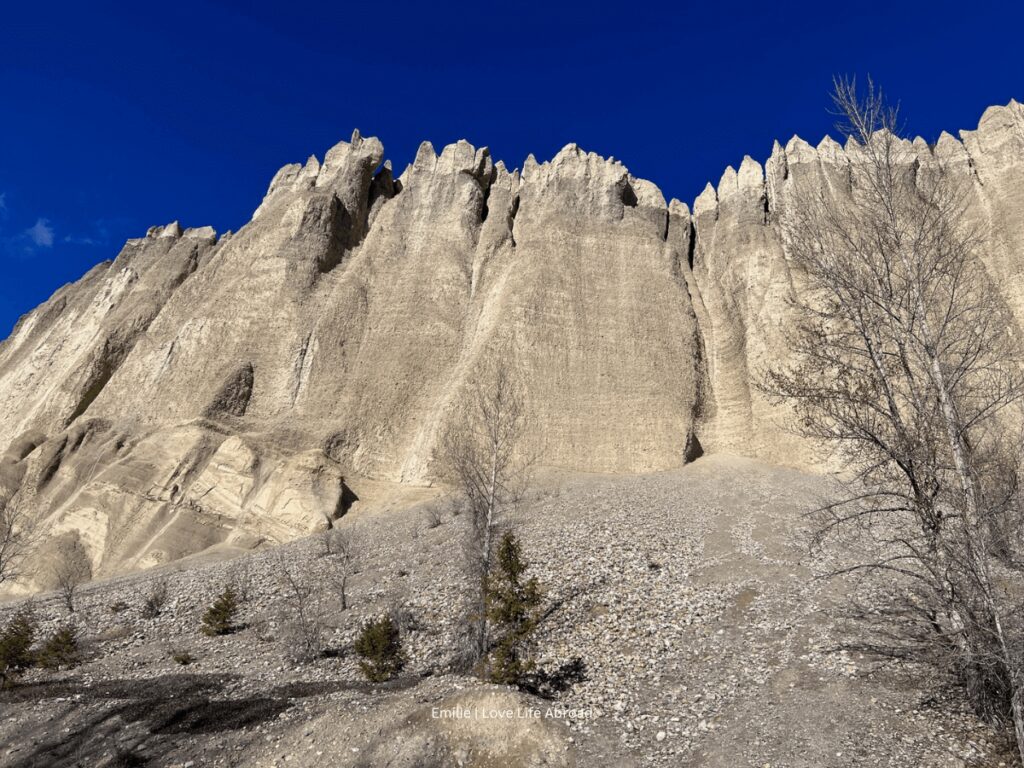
[[766, 78, 1024, 758], [437, 348, 534, 668], [0, 498, 40, 589]]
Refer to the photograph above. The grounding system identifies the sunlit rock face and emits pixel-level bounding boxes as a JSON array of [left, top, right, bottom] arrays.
[[3, 104, 1023, 585]]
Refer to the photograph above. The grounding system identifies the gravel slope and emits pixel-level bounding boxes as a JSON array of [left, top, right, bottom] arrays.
[[0, 455, 1013, 767]]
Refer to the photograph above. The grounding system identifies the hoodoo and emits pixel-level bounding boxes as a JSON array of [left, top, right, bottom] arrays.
[[2, 101, 1024, 584]]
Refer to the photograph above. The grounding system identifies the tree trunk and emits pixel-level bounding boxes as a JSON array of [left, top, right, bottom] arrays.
[[925, 342, 1024, 766], [475, 441, 499, 663]]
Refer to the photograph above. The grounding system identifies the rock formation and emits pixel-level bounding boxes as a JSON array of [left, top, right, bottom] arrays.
[[2, 102, 1023, 586]]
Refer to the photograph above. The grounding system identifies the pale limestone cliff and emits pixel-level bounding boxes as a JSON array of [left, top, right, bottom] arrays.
[[2, 102, 1023, 586]]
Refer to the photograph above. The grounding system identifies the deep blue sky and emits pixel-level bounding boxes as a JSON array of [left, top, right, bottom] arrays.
[[1, 1, 1021, 337]]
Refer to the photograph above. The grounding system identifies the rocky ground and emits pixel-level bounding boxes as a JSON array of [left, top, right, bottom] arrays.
[[0, 455, 1016, 767]]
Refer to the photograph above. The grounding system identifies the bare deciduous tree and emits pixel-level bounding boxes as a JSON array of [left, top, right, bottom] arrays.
[[227, 559, 253, 603], [53, 557, 89, 614], [0, 499, 37, 589], [275, 551, 326, 661], [316, 528, 337, 559], [765, 77, 1024, 761], [316, 527, 359, 611], [439, 353, 533, 668], [331, 529, 359, 612]]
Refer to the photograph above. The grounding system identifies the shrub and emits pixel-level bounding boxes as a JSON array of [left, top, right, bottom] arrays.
[[109, 600, 130, 614], [36, 625, 79, 670], [279, 614, 324, 663], [354, 615, 406, 682], [170, 649, 195, 666], [141, 578, 169, 619], [484, 531, 542, 686], [201, 585, 240, 636], [0, 606, 38, 686], [423, 504, 442, 530]]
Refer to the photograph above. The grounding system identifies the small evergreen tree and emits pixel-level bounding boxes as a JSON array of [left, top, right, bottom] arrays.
[[354, 615, 406, 682], [36, 625, 80, 670], [0, 606, 38, 686], [201, 585, 239, 636], [484, 531, 542, 685]]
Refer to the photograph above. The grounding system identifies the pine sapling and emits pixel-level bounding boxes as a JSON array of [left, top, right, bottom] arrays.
[[36, 624, 80, 670], [354, 615, 406, 682], [485, 531, 542, 686], [201, 584, 240, 636], [0, 606, 38, 686]]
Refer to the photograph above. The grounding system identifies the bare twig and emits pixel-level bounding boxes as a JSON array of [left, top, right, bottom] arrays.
[[764, 77, 1024, 761]]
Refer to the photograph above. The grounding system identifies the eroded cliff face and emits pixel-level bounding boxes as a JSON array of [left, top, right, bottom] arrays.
[[2, 102, 1023, 586]]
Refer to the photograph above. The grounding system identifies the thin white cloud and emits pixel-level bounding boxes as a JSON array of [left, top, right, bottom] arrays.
[[1, 209, 105, 260], [25, 218, 54, 248], [63, 234, 100, 246]]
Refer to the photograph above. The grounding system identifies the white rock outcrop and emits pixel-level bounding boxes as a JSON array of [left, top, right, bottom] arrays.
[[3, 101, 1024, 584]]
